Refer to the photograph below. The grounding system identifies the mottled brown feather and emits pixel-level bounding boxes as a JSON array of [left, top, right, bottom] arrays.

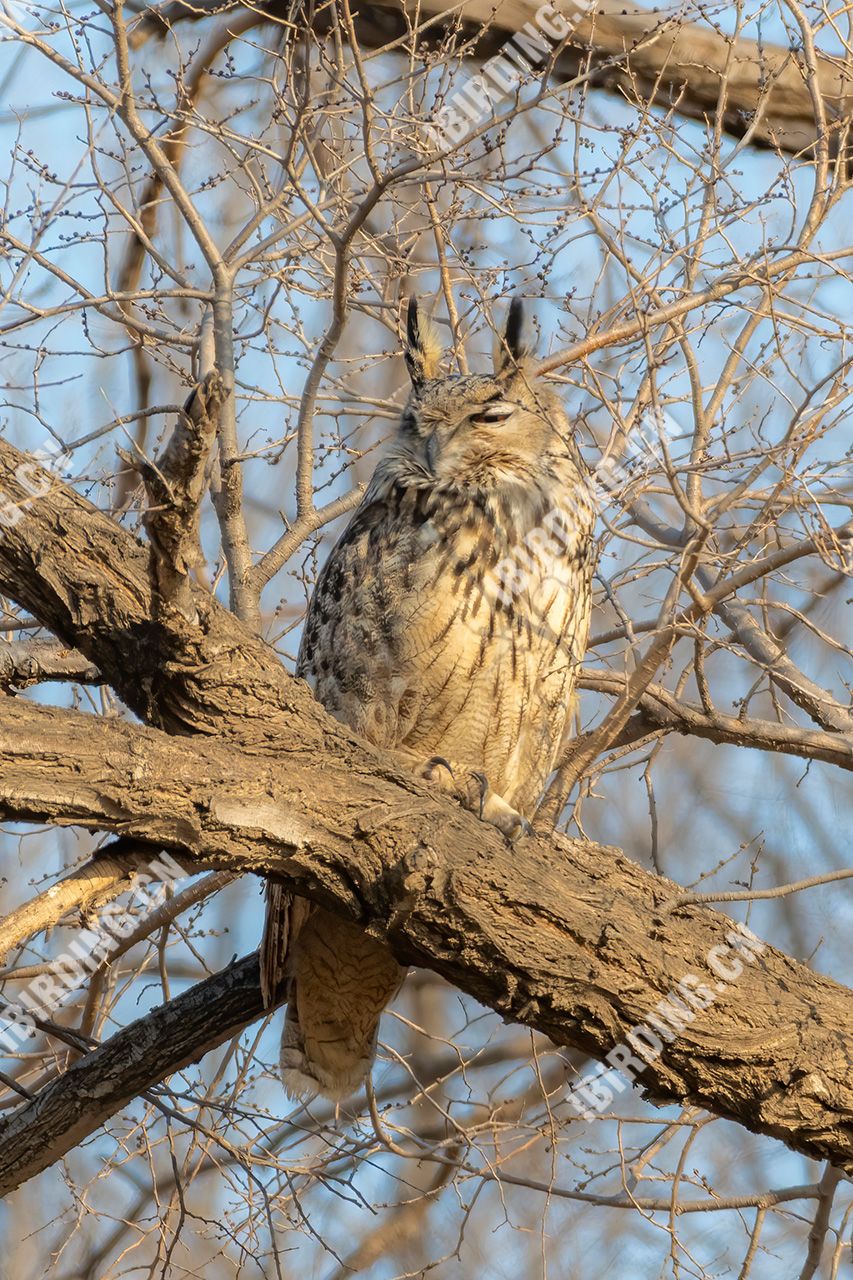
[[261, 306, 597, 1100]]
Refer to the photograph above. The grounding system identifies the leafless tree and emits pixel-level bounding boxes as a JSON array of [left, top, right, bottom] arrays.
[[0, 1, 851, 1276]]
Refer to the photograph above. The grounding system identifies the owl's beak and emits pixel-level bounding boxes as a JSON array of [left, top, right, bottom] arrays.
[[425, 431, 440, 473]]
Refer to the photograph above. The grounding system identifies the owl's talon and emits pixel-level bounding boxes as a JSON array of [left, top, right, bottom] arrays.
[[482, 798, 532, 841], [418, 761, 529, 838], [469, 770, 489, 819], [462, 770, 530, 840], [422, 755, 455, 782]]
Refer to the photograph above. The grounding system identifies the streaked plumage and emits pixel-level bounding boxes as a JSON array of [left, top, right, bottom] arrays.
[[261, 297, 597, 1100]]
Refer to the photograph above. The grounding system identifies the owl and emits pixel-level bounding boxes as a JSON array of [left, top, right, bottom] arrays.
[[261, 297, 597, 1101]]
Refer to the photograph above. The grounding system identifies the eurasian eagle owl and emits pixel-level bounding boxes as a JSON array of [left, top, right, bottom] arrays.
[[261, 297, 596, 1100]]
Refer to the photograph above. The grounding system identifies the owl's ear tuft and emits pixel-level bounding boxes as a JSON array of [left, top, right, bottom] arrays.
[[405, 298, 443, 389], [495, 297, 533, 375]]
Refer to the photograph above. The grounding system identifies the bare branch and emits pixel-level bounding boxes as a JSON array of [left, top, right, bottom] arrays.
[[0, 841, 188, 962], [0, 640, 101, 690], [798, 1162, 845, 1280], [578, 673, 853, 771], [0, 952, 283, 1197], [120, 371, 224, 622], [132, 0, 853, 159]]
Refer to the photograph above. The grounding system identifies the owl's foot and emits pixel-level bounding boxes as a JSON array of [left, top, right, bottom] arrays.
[[420, 757, 531, 840]]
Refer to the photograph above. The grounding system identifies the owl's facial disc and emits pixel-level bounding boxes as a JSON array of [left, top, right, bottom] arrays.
[[422, 395, 519, 476]]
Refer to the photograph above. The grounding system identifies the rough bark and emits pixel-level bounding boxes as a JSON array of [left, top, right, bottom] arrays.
[[0, 439, 327, 743], [0, 696, 851, 1183]]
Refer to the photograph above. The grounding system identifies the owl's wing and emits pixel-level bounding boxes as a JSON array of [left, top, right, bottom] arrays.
[[297, 457, 402, 679], [261, 464, 417, 1013], [295, 462, 431, 745], [260, 880, 313, 1005]]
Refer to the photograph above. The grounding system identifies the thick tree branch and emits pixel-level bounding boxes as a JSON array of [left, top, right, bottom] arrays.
[[0, 697, 851, 1177], [0, 439, 325, 741], [119, 370, 224, 624], [0, 640, 101, 691], [0, 952, 282, 1197], [133, 0, 853, 158]]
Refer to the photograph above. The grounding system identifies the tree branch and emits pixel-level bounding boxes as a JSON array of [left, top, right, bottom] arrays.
[[0, 696, 851, 1177], [119, 370, 224, 624], [578, 673, 853, 769], [0, 640, 101, 691], [709, 591, 853, 736], [0, 438, 322, 740], [132, 0, 853, 160], [0, 841, 189, 962], [0, 952, 282, 1197]]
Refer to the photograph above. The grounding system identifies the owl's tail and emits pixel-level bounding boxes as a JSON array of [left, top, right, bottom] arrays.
[[262, 888, 405, 1101]]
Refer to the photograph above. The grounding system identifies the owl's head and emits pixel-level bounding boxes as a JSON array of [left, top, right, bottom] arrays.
[[398, 297, 572, 491]]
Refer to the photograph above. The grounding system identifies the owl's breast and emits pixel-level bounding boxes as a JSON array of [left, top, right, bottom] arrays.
[[299, 475, 594, 808]]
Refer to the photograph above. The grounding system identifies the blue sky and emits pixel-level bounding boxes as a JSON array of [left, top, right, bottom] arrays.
[[0, 2, 851, 1274]]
